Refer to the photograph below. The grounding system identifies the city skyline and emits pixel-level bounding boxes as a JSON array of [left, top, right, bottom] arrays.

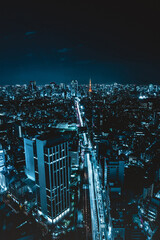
[[0, 83, 160, 239], [1, 2, 160, 238]]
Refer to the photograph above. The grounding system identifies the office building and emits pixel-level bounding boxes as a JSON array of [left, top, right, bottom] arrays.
[[29, 81, 36, 91], [24, 138, 35, 181], [0, 171, 7, 192], [0, 144, 5, 172], [70, 151, 79, 168], [35, 131, 71, 223], [70, 141, 79, 169], [71, 80, 78, 97], [143, 183, 154, 199], [106, 159, 125, 186]]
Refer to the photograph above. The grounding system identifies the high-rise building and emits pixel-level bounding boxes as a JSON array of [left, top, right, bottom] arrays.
[[96, 139, 111, 187], [0, 144, 6, 192], [24, 138, 35, 181], [0, 170, 7, 192], [143, 183, 154, 199], [97, 140, 124, 188], [69, 140, 79, 169], [70, 151, 79, 168], [35, 132, 71, 223], [0, 144, 5, 172], [149, 84, 154, 92], [29, 81, 36, 91], [71, 80, 78, 97], [106, 159, 125, 187]]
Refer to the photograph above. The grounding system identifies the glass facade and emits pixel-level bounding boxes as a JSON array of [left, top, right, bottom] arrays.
[[36, 140, 70, 222]]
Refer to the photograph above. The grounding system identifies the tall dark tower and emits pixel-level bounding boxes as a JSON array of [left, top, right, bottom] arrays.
[[35, 131, 71, 224], [89, 78, 92, 93]]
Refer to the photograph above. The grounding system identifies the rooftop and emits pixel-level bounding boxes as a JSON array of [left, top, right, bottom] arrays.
[[37, 129, 74, 147]]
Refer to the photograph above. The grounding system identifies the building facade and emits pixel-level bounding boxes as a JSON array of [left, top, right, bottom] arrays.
[[106, 160, 125, 186], [0, 144, 5, 172], [24, 138, 35, 181], [35, 134, 70, 223], [71, 80, 78, 97]]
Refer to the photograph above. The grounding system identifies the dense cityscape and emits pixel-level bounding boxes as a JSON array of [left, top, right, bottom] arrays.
[[0, 80, 160, 239], [1, 1, 160, 239]]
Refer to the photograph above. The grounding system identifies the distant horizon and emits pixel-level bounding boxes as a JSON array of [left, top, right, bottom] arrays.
[[0, 81, 159, 87]]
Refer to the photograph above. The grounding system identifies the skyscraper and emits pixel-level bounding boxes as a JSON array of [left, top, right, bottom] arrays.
[[71, 80, 78, 97], [24, 138, 35, 181], [0, 144, 5, 172], [106, 159, 125, 186], [97, 140, 124, 188], [29, 81, 36, 91], [35, 131, 71, 223]]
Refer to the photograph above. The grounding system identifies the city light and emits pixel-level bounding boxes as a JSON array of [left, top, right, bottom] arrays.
[[0, 82, 160, 239]]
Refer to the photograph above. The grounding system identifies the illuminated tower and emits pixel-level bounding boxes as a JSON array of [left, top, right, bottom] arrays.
[[89, 78, 92, 93], [35, 131, 71, 223]]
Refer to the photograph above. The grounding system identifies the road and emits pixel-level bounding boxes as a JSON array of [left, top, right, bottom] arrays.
[[82, 151, 92, 240], [75, 99, 111, 240]]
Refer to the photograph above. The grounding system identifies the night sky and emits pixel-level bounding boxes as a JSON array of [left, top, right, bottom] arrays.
[[0, 1, 160, 85]]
